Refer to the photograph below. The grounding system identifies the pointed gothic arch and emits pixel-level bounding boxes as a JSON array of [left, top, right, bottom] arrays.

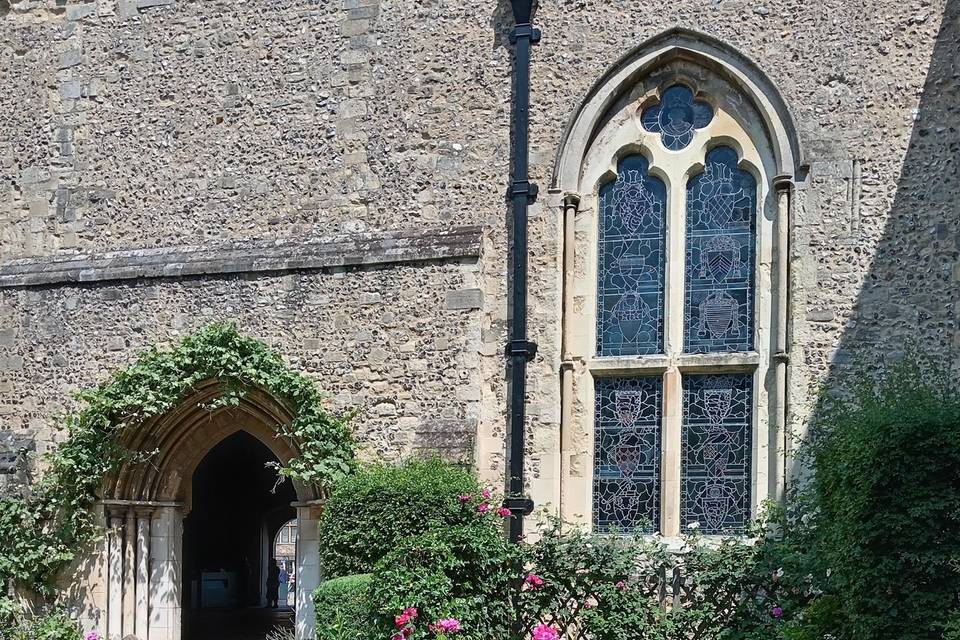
[[552, 27, 804, 194], [104, 380, 317, 508]]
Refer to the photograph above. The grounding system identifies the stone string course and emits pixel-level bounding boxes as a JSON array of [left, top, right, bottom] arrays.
[[0, 0, 957, 518], [0, 225, 482, 286]]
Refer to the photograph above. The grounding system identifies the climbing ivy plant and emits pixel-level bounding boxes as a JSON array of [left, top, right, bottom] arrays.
[[0, 323, 355, 595]]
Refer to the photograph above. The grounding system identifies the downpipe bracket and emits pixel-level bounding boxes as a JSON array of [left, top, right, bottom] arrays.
[[503, 495, 535, 516], [508, 180, 539, 204], [509, 24, 542, 44], [506, 339, 538, 360]]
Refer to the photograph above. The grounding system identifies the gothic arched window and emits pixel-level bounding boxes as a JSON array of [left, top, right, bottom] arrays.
[[555, 35, 799, 540]]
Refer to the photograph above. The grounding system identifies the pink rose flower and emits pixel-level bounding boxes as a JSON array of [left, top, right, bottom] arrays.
[[532, 623, 559, 640], [392, 634, 405, 640], [477, 502, 490, 514], [771, 606, 784, 619], [395, 607, 418, 628], [524, 573, 545, 589], [583, 600, 594, 609], [481, 488, 492, 499], [616, 580, 627, 591], [497, 507, 512, 517], [430, 618, 461, 634], [85, 633, 100, 640]]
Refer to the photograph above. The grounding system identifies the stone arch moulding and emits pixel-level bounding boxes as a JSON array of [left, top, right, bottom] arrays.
[[552, 27, 804, 194], [104, 380, 316, 508], [97, 381, 323, 640]]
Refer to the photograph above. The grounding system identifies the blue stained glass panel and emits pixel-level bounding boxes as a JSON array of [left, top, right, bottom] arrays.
[[684, 146, 756, 353], [681, 373, 752, 534], [597, 155, 667, 357], [594, 377, 662, 533], [641, 85, 714, 151]]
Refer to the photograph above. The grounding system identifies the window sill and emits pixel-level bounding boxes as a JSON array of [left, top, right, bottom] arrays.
[[587, 351, 760, 375]]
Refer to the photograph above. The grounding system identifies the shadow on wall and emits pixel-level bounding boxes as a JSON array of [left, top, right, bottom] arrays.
[[818, 0, 959, 390]]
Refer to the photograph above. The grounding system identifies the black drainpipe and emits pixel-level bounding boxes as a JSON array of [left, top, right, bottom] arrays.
[[503, 0, 540, 544]]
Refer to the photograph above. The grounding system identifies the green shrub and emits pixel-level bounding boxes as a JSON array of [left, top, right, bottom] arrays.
[[368, 520, 520, 640], [317, 459, 482, 577], [0, 605, 83, 640], [314, 574, 373, 640], [807, 361, 960, 639]]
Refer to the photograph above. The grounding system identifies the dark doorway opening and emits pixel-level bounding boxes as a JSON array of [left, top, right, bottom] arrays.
[[182, 431, 297, 640]]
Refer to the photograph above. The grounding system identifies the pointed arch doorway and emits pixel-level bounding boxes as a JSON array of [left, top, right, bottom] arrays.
[[100, 381, 324, 640], [182, 431, 296, 638]]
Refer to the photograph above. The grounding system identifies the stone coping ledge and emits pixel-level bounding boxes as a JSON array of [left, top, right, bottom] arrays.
[[0, 225, 483, 288]]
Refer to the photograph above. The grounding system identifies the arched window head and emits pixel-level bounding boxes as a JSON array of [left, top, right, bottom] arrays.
[[597, 155, 666, 357], [557, 29, 800, 538]]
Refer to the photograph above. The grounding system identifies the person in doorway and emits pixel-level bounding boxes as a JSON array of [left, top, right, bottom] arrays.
[[266, 558, 280, 608], [278, 565, 289, 607]]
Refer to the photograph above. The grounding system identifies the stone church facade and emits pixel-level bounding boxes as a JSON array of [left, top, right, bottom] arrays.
[[0, 0, 957, 638]]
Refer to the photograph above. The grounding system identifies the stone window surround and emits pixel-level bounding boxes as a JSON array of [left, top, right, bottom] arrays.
[[550, 30, 801, 539]]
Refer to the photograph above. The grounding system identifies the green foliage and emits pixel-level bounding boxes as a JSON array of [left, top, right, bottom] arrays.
[[0, 323, 354, 594], [806, 360, 960, 639], [314, 574, 373, 640], [369, 520, 520, 640], [317, 459, 482, 577], [517, 518, 671, 638], [0, 603, 82, 640], [264, 628, 296, 640]]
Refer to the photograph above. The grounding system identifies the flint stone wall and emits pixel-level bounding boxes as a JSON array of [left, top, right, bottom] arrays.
[[0, 0, 957, 507]]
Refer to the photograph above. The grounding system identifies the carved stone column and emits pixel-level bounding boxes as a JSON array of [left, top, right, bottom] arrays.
[[123, 509, 136, 637], [135, 509, 152, 640], [107, 510, 124, 640], [772, 175, 793, 501]]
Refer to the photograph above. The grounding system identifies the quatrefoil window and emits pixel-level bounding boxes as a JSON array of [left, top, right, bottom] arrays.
[[641, 85, 714, 151]]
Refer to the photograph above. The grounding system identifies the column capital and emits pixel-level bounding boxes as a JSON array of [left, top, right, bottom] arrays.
[[562, 192, 581, 209], [772, 175, 794, 192]]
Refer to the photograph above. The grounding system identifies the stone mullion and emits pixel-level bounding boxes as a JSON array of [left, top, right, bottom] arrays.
[[660, 165, 688, 537], [661, 367, 683, 537]]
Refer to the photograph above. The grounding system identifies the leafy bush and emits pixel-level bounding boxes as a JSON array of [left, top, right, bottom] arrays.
[[369, 520, 520, 640], [317, 459, 483, 577], [0, 604, 83, 640], [314, 574, 373, 640], [806, 362, 960, 639], [516, 519, 671, 639]]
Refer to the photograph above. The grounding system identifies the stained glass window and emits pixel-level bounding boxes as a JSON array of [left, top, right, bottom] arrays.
[[684, 146, 756, 353], [641, 85, 713, 151], [594, 377, 662, 533], [681, 373, 752, 534], [597, 155, 667, 357]]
